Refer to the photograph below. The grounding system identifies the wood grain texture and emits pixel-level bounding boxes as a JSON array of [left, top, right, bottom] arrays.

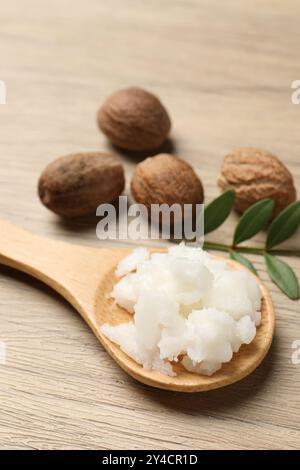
[[0, 223, 276, 392], [0, 0, 300, 449]]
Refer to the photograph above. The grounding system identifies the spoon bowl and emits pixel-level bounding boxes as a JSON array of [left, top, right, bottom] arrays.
[[0, 219, 275, 392]]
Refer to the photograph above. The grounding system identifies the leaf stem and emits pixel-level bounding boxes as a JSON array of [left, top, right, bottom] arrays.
[[203, 241, 300, 257]]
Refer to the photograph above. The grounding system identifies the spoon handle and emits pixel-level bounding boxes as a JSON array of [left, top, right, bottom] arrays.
[[0, 217, 104, 291], [0, 218, 123, 318], [0, 218, 77, 289]]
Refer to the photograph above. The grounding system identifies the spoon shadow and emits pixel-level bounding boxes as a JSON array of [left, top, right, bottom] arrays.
[[0, 264, 78, 315], [0, 264, 276, 400], [130, 336, 277, 413]]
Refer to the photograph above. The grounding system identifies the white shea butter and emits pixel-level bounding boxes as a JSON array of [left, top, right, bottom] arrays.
[[101, 244, 262, 377]]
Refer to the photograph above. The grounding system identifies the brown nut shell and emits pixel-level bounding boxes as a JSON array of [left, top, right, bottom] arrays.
[[131, 154, 204, 220], [97, 87, 171, 152], [218, 147, 297, 216], [38, 152, 125, 218]]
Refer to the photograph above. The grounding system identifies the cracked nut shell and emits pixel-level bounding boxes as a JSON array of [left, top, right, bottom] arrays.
[[38, 152, 125, 217], [97, 87, 171, 152], [218, 147, 296, 216]]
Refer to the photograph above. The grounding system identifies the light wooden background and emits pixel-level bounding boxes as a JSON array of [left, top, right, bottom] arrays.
[[0, 0, 300, 450]]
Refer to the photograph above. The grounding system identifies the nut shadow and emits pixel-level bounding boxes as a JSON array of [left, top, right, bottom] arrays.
[[50, 196, 129, 236], [108, 138, 178, 163], [52, 213, 100, 235]]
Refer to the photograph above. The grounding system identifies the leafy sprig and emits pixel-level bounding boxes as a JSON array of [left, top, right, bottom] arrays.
[[203, 191, 300, 300]]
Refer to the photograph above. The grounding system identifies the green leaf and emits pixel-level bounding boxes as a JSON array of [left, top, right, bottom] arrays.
[[229, 251, 258, 275], [233, 199, 274, 246], [265, 254, 299, 300], [266, 201, 300, 249], [204, 190, 235, 235]]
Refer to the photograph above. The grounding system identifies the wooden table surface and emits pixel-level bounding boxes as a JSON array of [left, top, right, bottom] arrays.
[[1, 0, 300, 450]]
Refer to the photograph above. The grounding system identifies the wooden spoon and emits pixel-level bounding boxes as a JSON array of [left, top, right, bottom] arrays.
[[0, 219, 275, 392]]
